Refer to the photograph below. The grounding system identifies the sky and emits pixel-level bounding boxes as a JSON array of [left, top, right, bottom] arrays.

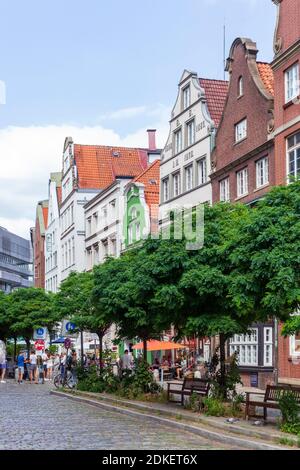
[[0, 0, 276, 238]]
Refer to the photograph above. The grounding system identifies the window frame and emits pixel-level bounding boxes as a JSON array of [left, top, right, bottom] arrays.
[[172, 172, 181, 198], [229, 329, 258, 367], [236, 167, 249, 197], [256, 156, 269, 188], [235, 118, 247, 143], [287, 131, 300, 182], [285, 62, 299, 103], [186, 119, 195, 147], [185, 164, 193, 192], [220, 177, 230, 202]]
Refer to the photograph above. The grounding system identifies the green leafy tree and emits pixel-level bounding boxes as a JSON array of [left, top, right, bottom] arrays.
[[8, 288, 55, 357], [54, 271, 111, 371], [92, 248, 176, 361], [0, 291, 11, 341], [226, 182, 300, 339]]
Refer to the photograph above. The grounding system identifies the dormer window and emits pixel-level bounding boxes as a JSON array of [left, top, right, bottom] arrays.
[[183, 85, 191, 110], [238, 76, 244, 97]]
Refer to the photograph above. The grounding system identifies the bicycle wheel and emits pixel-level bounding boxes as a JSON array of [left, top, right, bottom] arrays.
[[53, 373, 62, 389]]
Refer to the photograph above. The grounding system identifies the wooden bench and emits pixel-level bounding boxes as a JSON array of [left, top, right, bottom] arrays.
[[245, 384, 300, 421], [167, 378, 210, 406]]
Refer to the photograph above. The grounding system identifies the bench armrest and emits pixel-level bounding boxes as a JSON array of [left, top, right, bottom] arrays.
[[246, 391, 265, 399]]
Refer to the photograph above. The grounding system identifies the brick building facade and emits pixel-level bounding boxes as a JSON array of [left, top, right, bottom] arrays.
[[33, 200, 48, 289], [211, 38, 275, 205], [271, 0, 300, 384], [210, 37, 275, 389]]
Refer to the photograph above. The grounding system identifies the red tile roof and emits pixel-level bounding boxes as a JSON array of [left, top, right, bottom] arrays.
[[199, 78, 228, 127], [133, 159, 160, 207], [74, 145, 148, 189], [42, 207, 48, 230], [257, 62, 274, 96], [56, 186, 62, 204]]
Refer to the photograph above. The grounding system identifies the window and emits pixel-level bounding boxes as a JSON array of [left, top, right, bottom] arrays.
[[220, 177, 230, 202], [109, 200, 116, 219], [173, 172, 180, 197], [264, 327, 273, 366], [102, 240, 108, 258], [285, 63, 299, 103], [131, 207, 137, 219], [128, 225, 133, 245], [87, 217, 92, 236], [290, 333, 300, 356], [187, 120, 195, 147], [110, 238, 117, 256], [230, 329, 258, 366], [183, 85, 191, 109], [174, 129, 182, 154], [197, 158, 207, 185], [256, 157, 269, 188], [93, 212, 98, 231], [235, 119, 247, 142], [136, 222, 141, 241], [162, 178, 169, 202], [238, 76, 244, 97], [72, 237, 75, 265], [185, 165, 193, 191], [287, 132, 300, 181], [237, 168, 248, 197]]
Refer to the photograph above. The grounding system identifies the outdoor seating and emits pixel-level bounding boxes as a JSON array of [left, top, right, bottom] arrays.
[[167, 378, 210, 406], [245, 384, 300, 421]]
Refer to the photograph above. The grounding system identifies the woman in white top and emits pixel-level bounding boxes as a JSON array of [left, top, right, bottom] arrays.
[[46, 354, 54, 380], [29, 350, 37, 383]]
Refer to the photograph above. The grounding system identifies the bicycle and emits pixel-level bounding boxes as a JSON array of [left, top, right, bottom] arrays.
[[53, 369, 76, 389]]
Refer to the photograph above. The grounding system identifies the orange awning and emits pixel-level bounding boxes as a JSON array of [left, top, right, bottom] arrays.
[[132, 340, 186, 351]]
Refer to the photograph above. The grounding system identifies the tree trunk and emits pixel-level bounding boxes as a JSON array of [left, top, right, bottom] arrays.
[[99, 334, 103, 373], [13, 337, 17, 362], [25, 338, 31, 359], [97, 331, 104, 373], [219, 334, 227, 400], [143, 338, 147, 362]]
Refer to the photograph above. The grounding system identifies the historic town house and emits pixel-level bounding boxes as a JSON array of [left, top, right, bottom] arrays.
[[159, 70, 228, 225]]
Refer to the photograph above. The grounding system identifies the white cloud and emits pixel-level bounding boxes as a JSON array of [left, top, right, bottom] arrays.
[[98, 106, 147, 121], [0, 110, 169, 239]]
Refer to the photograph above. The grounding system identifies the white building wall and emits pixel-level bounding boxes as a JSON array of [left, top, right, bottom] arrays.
[[45, 181, 61, 293], [159, 70, 215, 226], [84, 179, 130, 271]]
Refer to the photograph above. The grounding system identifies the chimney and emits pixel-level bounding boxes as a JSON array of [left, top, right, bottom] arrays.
[[147, 129, 157, 151]]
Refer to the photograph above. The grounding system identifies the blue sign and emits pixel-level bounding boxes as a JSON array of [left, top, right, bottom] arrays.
[[66, 322, 76, 332], [33, 327, 47, 340]]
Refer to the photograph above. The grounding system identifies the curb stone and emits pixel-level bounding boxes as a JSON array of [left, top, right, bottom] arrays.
[[51, 390, 289, 450], [58, 389, 299, 445]]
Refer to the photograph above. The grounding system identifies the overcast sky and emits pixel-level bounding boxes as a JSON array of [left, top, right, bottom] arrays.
[[0, 0, 276, 238]]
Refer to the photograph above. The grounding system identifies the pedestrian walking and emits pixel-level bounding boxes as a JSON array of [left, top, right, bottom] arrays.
[[0, 340, 7, 383], [46, 353, 54, 380], [29, 350, 37, 384], [42, 350, 48, 380], [37, 355, 44, 384], [17, 352, 25, 383]]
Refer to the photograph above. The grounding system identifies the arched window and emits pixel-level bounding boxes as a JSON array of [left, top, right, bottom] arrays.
[[130, 207, 137, 219], [238, 76, 244, 97]]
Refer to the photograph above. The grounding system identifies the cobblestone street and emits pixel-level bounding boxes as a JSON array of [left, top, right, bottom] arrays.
[[0, 381, 229, 450]]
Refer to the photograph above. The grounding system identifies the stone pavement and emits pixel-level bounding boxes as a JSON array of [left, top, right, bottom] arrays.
[[0, 380, 232, 450]]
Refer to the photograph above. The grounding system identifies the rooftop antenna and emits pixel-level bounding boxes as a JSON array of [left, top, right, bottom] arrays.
[[223, 18, 226, 81]]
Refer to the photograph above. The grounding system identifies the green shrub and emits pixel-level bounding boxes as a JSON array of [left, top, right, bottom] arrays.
[[279, 392, 300, 424], [203, 397, 226, 417], [280, 422, 300, 436]]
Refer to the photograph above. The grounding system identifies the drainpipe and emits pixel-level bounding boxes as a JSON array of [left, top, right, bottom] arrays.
[[274, 318, 279, 385]]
